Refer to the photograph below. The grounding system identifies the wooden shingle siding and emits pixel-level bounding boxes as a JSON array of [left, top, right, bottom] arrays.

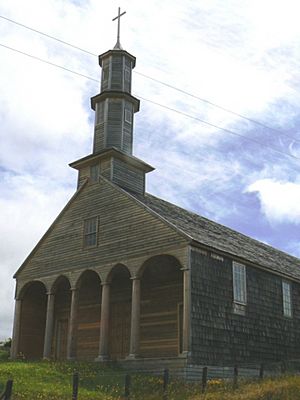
[[112, 158, 144, 194], [123, 101, 133, 154], [101, 58, 109, 91], [93, 124, 105, 153], [99, 159, 111, 181], [110, 55, 123, 90], [140, 257, 183, 358], [190, 249, 300, 365], [19, 282, 47, 359], [76, 272, 101, 360], [17, 179, 187, 281], [78, 166, 89, 188], [107, 100, 122, 149]]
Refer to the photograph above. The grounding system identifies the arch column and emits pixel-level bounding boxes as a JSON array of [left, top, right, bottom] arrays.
[[181, 267, 191, 357], [96, 282, 110, 361], [127, 276, 141, 359], [67, 288, 79, 360], [10, 298, 22, 359], [43, 292, 55, 359]]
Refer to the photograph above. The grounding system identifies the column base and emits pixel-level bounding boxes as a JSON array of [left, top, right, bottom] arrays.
[[67, 356, 77, 362], [125, 354, 140, 360], [95, 355, 110, 362], [179, 351, 191, 359]]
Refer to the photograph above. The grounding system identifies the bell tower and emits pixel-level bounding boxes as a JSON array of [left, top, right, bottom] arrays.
[[70, 8, 154, 195], [92, 47, 139, 155]]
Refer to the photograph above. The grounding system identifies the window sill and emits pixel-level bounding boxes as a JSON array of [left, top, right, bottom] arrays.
[[233, 302, 246, 316]]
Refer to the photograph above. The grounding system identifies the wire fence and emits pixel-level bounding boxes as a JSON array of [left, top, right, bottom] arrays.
[[2, 359, 300, 399]]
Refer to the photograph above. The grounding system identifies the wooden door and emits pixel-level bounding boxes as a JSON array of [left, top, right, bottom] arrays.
[[55, 319, 68, 360], [109, 302, 131, 360]]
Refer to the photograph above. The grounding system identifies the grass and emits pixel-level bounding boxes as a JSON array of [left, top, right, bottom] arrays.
[[1, 360, 300, 399]]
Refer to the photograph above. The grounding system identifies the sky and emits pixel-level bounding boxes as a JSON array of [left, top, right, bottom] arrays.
[[1, 0, 300, 340]]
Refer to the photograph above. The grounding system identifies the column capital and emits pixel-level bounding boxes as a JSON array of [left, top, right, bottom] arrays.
[[70, 287, 79, 292], [180, 267, 190, 272], [46, 291, 54, 296], [101, 281, 111, 287], [130, 275, 141, 281]]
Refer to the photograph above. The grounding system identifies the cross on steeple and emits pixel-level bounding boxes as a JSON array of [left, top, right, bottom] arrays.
[[112, 7, 126, 50]]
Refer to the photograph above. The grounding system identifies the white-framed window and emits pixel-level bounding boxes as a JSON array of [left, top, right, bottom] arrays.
[[282, 280, 292, 317], [124, 109, 132, 124], [232, 262, 247, 305], [90, 164, 99, 183], [83, 217, 98, 247]]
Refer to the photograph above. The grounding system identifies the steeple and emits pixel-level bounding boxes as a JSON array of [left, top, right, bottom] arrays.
[[70, 8, 154, 195]]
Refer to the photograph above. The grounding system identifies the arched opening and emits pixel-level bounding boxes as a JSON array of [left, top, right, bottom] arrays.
[[108, 264, 131, 360], [140, 255, 183, 358], [52, 276, 71, 360], [76, 270, 102, 360], [19, 281, 47, 359]]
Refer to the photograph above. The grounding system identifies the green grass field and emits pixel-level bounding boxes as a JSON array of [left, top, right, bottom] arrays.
[[1, 359, 300, 399]]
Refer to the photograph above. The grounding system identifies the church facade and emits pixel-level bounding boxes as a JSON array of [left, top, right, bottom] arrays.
[[11, 33, 300, 369]]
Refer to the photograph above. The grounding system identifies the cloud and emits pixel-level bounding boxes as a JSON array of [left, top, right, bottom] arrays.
[[247, 179, 300, 224], [1, 0, 300, 340], [0, 171, 73, 340]]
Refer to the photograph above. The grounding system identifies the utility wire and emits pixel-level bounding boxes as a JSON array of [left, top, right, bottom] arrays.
[[0, 43, 99, 82], [2, 17, 299, 225], [138, 95, 300, 162], [0, 15, 96, 56], [1, 13, 300, 144], [0, 41, 298, 216], [1, 41, 300, 166], [135, 71, 300, 144]]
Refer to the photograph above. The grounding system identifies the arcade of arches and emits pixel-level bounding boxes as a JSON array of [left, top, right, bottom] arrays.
[[11, 255, 191, 361]]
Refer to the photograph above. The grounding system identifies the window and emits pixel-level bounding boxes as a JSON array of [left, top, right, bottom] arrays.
[[232, 262, 247, 305], [282, 281, 292, 317], [83, 217, 98, 247], [102, 66, 109, 81], [90, 164, 99, 183], [124, 109, 132, 124], [124, 68, 130, 82]]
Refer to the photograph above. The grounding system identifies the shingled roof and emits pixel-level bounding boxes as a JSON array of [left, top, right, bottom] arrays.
[[130, 191, 300, 281]]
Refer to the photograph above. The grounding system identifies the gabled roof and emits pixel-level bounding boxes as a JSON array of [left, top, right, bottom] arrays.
[[129, 191, 300, 281]]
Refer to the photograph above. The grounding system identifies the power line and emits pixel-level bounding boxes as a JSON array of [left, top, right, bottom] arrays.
[[0, 15, 96, 56], [1, 41, 300, 166], [135, 71, 300, 144], [0, 43, 99, 82], [138, 95, 300, 162], [1, 13, 300, 144], [0, 41, 298, 218]]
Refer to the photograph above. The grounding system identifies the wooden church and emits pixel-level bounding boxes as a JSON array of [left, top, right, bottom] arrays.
[[11, 11, 300, 371]]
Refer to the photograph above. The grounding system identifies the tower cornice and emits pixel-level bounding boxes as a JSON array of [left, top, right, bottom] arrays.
[[69, 148, 154, 173], [99, 49, 136, 68], [91, 91, 140, 112]]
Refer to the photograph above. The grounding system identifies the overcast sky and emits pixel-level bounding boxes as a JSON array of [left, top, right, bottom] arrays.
[[1, 0, 300, 340]]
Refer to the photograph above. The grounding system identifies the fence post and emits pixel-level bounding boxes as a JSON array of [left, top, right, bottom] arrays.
[[0, 380, 13, 400], [259, 363, 264, 380], [201, 366, 208, 393], [124, 374, 131, 399], [233, 365, 238, 389], [72, 372, 79, 400], [163, 368, 169, 400]]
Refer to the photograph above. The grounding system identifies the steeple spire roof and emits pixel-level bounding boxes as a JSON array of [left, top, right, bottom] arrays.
[[112, 7, 126, 50], [70, 8, 154, 195]]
